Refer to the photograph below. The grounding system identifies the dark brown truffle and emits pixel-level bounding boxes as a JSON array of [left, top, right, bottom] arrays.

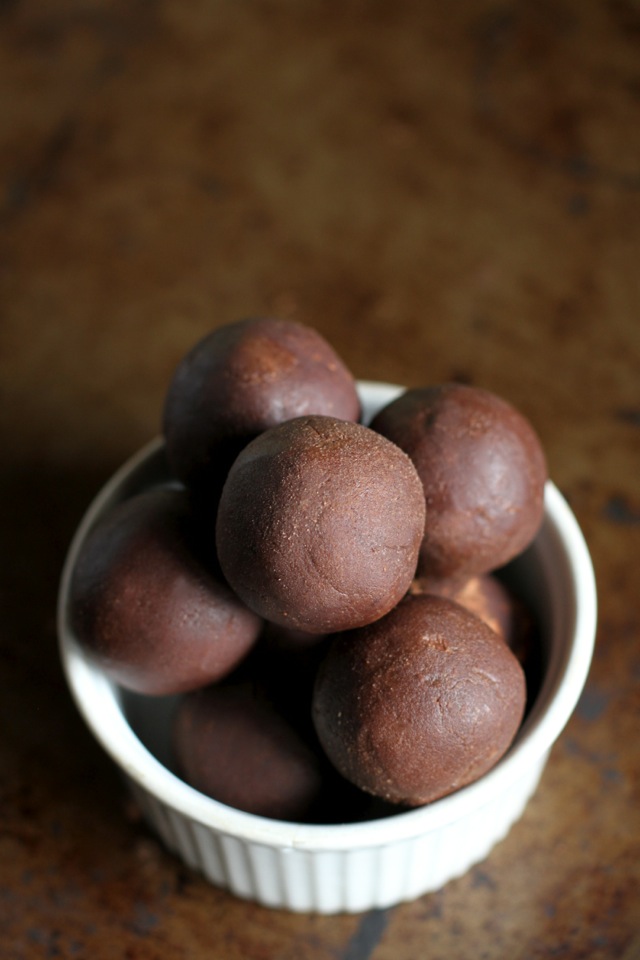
[[69, 487, 262, 695], [172, 679, 356, 822], [162, 317, 361, 498], [370, 384, 547, 580], [409, 574, 535, 666], [312, 594, 526, 806], [215, 415, 426, 633]]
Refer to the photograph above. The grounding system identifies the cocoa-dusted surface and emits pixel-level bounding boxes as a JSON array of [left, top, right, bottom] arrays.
[[313, 594, 526, 805], [163, 316, 361, 497], [216, 415, 425, 632], [371, 384, 547, 580], [68, 487, 262, 695], [1, 1, 638, 957]]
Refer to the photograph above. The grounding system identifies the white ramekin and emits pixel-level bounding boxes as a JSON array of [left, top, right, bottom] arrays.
[[57, 382, 597, 914]]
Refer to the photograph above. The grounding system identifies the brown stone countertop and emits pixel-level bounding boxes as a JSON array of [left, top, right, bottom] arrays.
[[1, 1, 639, 957]]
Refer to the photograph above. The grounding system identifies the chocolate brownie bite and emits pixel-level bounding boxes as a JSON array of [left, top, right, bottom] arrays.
[[370, 384, 547, 580], [69, 487, 262, 695], [215, 415, 426, 634], [172, 680, 324, 821], [163, 317, 361, 500], [312, 594, 526, 806], [172, 678, 368, 823]]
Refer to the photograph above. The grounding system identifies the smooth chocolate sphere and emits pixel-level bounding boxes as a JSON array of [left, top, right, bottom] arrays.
[[312, 594, 526, 806], [172, 679, 358, 822], [215, 415, 426, 633], [69, 487, 262, 695], [163, 317, 361, 497], [370, 383, 547, 580]]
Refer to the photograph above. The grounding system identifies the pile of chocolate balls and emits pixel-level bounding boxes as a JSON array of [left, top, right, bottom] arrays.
[[69, 318, 547, 822]]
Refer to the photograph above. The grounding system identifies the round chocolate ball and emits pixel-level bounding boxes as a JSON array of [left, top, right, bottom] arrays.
[[312, 594, 526, 806], [370, 383, 547, 580], [69, 487, 262, 695], [162, 317, 361, 497], [172, 679, 344, 822], [215, 415, 426, 633]]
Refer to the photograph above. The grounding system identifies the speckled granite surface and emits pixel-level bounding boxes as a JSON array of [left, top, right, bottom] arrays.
[[1, 1, 639, 957]]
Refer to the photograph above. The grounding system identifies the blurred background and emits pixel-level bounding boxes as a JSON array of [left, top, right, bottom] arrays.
[[1, 1, 638, 957]]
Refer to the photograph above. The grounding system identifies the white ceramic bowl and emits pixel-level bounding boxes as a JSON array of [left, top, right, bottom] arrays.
[[57, 382, 597, 914]]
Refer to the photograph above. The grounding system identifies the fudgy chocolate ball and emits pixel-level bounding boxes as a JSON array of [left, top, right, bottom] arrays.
[[172, 679, 357, 822], [312, 594, 526, 806], [370, 383, 547, 580], [215, 415, 426, 633], [409, 574, 535, 665], [163, 317, 361, 498], [69, 487, 262, 695]]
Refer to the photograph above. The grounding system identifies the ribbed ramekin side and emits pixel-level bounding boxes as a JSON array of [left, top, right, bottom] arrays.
[[126, 752, 548, 914]]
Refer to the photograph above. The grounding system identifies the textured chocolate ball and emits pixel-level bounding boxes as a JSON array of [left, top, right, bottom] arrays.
[[215, 415, 426, 633], [312, 594, 526, 806], [370, 384, 547, 580], [409, 574, 535, 666], [172, 679, 347, 822], [69, 487, 262, 695], [163, 317, 361, 497]]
